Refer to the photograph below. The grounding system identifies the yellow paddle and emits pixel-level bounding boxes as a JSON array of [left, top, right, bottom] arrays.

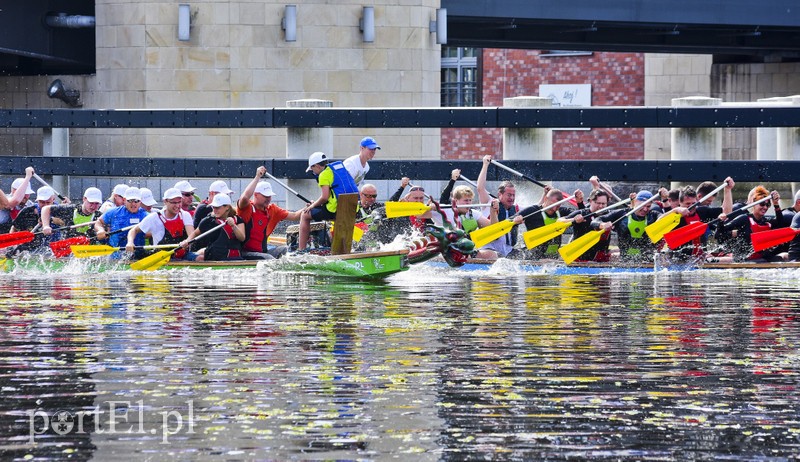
[[522, 197, 631, 249], [470, 195, 575, 249], [71, 244, 178, 258], [644, 181, 728, 243], [130, 222, 226, 271], [559, 193, 659, 264], [384, 201, 492, 219]]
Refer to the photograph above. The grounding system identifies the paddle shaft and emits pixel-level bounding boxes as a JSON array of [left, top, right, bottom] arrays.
[[33, 173, 67, 201], [687, 181, 729, 212], [458, 174, 497, 199], [490, 160, 547, 188], [263, 171, 312, 204]]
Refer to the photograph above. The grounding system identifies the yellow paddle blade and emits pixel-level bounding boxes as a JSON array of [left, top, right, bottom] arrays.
[[352, 225, 364, 242], [469, 220, 515, 249], [329, 223, 366, 242], [523, 221, 572, 250], [558, 230, 603, 265], [384, 201, 430, 218], [71, 244, 120, 258], [644, 212, 681, 244], [130, 249, 175, 271]]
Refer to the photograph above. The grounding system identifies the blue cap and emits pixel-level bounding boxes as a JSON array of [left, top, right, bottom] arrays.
[[636, 190, 653, 201], [360, 137, 380, 150]]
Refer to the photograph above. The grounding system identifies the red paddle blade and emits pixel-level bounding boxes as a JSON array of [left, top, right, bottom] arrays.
[[50, 236, 91, 258], [751, 227, 800, 252], [0, 231, 35, 249], [663, 222, 708, 250]]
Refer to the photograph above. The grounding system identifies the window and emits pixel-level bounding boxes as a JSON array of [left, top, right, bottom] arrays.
[[441, 47, 480, 107]]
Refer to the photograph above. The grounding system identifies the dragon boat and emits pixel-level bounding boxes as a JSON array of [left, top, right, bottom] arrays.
[[0, 248, 411, 279], [422, 257, 800, 274]]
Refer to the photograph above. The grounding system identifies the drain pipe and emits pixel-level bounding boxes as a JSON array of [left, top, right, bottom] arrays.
[[45, 13, 96, 29]]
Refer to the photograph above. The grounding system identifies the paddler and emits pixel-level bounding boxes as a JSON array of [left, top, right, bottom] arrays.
[[659, 178, 734, 259], [41, 187, 103, 240], [0, 166, 35, 234], [7, 185, 66, 255], [94, 186, 148, 258], [193, 193, 246, 261], [433, 185, 499, 260], [476, 155, 518, 258], [512, 188, 577, 260], [237, 166, 302, 259], [126, 188, 197, 261], [564, 189, 611, 262], [591, 190, 662, 262], [715, 186, 786, 262]]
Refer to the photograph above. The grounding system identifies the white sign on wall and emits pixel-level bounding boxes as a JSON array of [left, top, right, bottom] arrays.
[[539, 84, 592, 130]]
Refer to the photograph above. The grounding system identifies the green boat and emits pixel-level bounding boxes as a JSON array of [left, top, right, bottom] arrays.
[[0, 248, 410, 280]]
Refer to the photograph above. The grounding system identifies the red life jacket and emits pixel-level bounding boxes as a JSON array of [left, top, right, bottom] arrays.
[[748, 216, 772, 260], [218, 218, 241, 259], [243, 204, 270, 253], [159, 212, 188, 258], [684, 212, 704, 255]]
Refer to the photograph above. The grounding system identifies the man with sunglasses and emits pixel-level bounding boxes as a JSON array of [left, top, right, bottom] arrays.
[[356, 183, 382, 221], [715, 186, 785, 262], [94, 186, 148, 258]]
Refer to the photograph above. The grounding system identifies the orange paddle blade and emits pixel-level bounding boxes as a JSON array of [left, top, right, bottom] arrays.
[[751, 227, 800, 253], [663, 222, 708, 250], [50, 236, 91, 257], [0, 231, 35, 249]]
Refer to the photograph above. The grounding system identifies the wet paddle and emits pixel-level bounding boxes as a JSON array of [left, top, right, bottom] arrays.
[[559, 193, 660, 265], [130, 222, 226, 271], [663, 195, 770, 250], [0, 220, 98, 250], [752, 227, 800, 252], [72, 243, 180, 258], [470, 195, 575, 249], [32, 173, 67, 201], [385, 202, 492, 219], [644, 181, 729, 243], [522, 197, 631, 250], [489, 160, 548, 188], [50, 223, 136, 258]]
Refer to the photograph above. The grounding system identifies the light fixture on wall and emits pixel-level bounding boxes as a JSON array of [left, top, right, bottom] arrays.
[[178, 4, 192, 41], [282, 5, 297, 42], [360, 6, 375, 43], [429, 8, 447, 45], [47, 79, 82, 107]]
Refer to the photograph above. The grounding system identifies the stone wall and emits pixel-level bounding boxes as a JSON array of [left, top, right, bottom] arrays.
[[0, 0, 442, 163]]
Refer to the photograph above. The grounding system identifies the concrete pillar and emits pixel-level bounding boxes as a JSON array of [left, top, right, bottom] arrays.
[[670, 97, 722, 161], [502, 96, 553, 161], [776, 96, 800, 200], [756, 97, 786, 160], [43, 128, 69, 199], [285, 99, 334, 210], [502, 97, 553, 202]]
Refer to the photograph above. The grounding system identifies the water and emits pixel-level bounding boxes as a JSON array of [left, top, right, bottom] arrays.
[[2, 262, 800, 460]]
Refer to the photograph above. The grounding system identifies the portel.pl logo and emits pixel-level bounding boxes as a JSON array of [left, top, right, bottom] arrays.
[[27, 400, 195, 444]]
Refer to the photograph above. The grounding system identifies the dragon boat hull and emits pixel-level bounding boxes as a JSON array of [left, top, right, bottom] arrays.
[[423, 258, 800, 274], [1, 249, 410, 279]]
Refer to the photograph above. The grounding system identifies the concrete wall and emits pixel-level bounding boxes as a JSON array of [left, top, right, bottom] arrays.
[[0, 0, 442, 163], [643, 54, 713, 160]]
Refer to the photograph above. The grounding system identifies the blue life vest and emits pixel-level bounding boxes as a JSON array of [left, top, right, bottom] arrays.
[[329, 161, 359, 196]]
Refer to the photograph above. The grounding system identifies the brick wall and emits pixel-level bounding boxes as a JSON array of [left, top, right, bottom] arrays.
[[442, 49, 645, 161]]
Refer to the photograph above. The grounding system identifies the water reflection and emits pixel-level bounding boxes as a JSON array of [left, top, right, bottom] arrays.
[[1, 266, 800, 459]]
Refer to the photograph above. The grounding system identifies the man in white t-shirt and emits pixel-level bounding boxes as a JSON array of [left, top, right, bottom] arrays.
[[126, 188, 197, 260], [343, 136, 380, 186]]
